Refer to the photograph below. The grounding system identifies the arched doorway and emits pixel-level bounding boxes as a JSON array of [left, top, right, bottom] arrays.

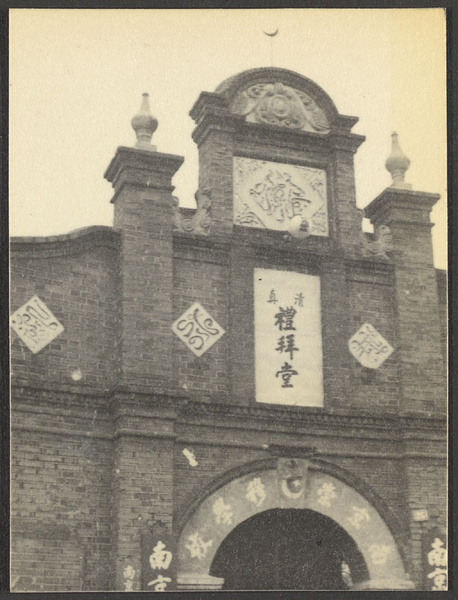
[[177, 462, 412, 590], [210, 509, 368, 590]]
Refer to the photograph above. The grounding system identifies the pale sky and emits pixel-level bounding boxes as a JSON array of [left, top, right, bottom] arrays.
[[9, 8, 447, 268]]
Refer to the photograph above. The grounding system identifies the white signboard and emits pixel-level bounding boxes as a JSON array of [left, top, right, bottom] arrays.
[[172, 302, 225, 357], [348, 323, 394, 369], [10, 295, 64, 354], [234, 157, 328, 236], [254, 268, 323, 407]]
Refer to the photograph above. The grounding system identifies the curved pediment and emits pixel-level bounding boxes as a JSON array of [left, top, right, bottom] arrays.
[[215, 68, 339, 134]]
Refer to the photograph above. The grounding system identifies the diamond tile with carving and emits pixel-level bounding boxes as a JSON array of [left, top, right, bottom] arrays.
[[348, 322, 393, 369], [172, 302, 225, 357], [10, 295, 64, 354]]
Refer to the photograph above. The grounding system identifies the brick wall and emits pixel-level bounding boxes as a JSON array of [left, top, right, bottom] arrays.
[[11, 393, 113, 591], [172, 256, 229, 399], [10, 228, 120, 389]]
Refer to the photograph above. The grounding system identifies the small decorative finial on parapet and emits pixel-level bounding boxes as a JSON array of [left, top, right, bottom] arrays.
[[131, 93, 158, 151], [385, 132, 412, 189]]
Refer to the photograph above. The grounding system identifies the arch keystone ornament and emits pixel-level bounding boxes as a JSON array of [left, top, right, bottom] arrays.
[[177, 462, 413, 591]]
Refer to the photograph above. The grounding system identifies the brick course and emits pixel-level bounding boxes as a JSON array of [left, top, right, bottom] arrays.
[[10, 68, 446, 591]]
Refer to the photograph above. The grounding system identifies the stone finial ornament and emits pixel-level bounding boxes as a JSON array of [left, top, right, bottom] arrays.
[[385, 132, 412, 189], [131, 93, 158, 151]]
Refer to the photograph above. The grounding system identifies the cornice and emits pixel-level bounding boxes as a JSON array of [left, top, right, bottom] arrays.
[[10, 226, 120, 259]]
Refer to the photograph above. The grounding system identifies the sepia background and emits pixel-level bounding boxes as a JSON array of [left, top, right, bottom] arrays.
[[9, 8, 446, 267]]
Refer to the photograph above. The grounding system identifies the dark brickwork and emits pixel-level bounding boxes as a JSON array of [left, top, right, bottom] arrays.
[[10, 228, 120, 389], [10, 68, 446, 592]]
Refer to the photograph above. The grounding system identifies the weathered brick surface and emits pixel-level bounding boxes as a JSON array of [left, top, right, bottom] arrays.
[[173, 256, 229, 398], [10, 69, 447, 591], [11, 424, 113, 591], [10, 230, 119, 388], [365, 192, 446, 415]]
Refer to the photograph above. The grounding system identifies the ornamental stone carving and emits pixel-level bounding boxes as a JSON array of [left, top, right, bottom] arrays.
[[230, 82, 330, 133], [361, 225, 393, 259], [234, 157, 328, 236], [173, 188, 211, 235]]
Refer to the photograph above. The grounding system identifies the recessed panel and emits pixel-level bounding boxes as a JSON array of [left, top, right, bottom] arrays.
[[254, 268, 323, 407], [234, 157, 328, 236]]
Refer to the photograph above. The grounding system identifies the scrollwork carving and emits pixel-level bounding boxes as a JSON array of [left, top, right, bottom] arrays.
[[173, 188, 212, 235], [230, 82, 330, 133], [361, 225, 393, 259]]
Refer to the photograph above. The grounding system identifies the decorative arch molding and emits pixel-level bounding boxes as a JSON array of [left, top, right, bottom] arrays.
[[176, 457, 413, 590], [215, 67, 339, 124]]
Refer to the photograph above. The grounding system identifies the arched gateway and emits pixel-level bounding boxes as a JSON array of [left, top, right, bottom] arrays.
[[177, 460, 413, 591]]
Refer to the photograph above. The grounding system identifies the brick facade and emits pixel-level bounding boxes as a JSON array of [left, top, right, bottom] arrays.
[[10, 68, 447, 591]]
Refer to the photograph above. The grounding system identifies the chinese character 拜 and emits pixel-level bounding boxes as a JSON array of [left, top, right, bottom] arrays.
[[294, 293, 304, 307], [246, 477, 266, 507], [147, 575, 172, 591], [276, 362, 298, 388], [267, 289, 278, 304], [149, 541, 172, 570], [274, 306, 297, 331], [276, 334, 299, 360]]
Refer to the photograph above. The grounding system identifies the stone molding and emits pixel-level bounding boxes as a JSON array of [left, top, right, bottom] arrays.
[[365, 188, 440, 228], [11, 384, 447, 434], [10, 226, 120, 258], [173, 456, 410, 572]]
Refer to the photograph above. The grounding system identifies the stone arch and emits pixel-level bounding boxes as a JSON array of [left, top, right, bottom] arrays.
[[215, 67, 339, 123], [176, 458, 412, 590]]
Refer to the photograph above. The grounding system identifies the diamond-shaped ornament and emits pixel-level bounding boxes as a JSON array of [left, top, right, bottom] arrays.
[[348, 322, 394, 369], [172, 302, 225, 357], [10, 295, 64, 354]]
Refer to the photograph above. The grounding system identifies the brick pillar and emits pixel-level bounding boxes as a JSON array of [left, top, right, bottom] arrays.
[[328, 129, 365, 254], [365, 188, 445, 415], [110, 396, 176, 591], [104, 147, 183, 391], [190, 93, 239, 236]]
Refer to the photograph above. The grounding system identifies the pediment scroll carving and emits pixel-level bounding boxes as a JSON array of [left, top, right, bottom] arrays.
[[230, 82, 330, 133], [173, 188, 212, 235]]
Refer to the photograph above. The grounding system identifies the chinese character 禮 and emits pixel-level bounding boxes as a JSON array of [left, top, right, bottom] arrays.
[[274, 306, 297, 331]]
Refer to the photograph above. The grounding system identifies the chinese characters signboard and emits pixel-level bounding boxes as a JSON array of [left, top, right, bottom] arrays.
[[172, 302, 225, 357], [254, 268, 323, 407], [422, 528, 447, 591], [348, 323, 394, 369], [233, 157, 328, 236], [141, 522, 176, 591], [10, 295, 64, 354]]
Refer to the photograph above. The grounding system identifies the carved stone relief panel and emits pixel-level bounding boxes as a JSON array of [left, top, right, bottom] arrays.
[[230, 82, 330, 133], [234, 157, 328, 236]]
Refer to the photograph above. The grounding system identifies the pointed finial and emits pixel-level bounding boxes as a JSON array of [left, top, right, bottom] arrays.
[[131, 93, 158, 151], [385, 132, 412, 189]]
